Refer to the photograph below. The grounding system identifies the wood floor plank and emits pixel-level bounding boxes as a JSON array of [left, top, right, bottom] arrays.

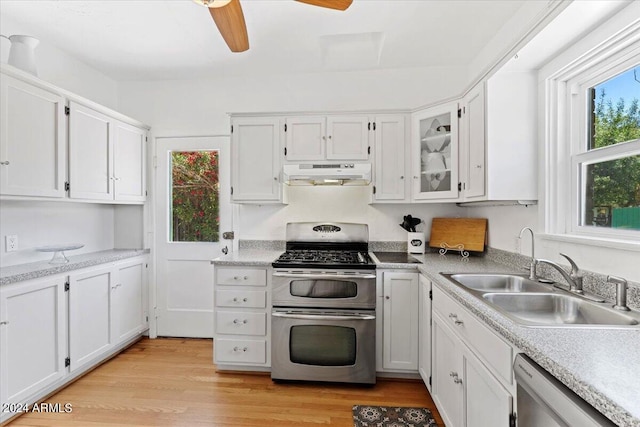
[[5, 338, 443, 426]]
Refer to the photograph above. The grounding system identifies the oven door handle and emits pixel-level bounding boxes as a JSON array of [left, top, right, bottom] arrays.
[[272, 273, 376, 280], [271, 312, 375, 321]]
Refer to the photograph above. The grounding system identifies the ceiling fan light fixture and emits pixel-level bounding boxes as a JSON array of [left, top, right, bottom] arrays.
[[193, 0, 232, 8]]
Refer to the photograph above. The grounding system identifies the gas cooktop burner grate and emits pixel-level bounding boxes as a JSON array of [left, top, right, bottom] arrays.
[[273, 249, 374, 269]]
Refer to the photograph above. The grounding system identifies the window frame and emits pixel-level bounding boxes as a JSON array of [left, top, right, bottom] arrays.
[[545, 21, 640, 246]]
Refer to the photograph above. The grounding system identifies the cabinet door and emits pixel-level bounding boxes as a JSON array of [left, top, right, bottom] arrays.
[[382, 272, 419, 371], [284, 116, 325, 161], [326, 115, 370, 160], [231, 117, 281, 202], [68, 101, 114, 200], [0, 277, 66, 410], [0, 75, 66, 197], [461, 83, 486, 200], [464, 347, 513, 427], [113, 259, 146, 344], [432, 314, 464, 427], [69, 266, 115, 372], [373, 115, 407, 201], [114, 121, 146, 202], [418, 275, 432, 391], [412, 103, 459, 201]]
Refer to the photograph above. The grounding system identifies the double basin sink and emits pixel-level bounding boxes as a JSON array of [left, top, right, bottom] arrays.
[[441, 273, 640, 328]]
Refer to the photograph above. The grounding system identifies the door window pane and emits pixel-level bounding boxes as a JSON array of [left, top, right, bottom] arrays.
[[170, 151, 220, 242], [290, 280, 358, 298], [290, 325, 356, 366], [419, 112, 452, 193]]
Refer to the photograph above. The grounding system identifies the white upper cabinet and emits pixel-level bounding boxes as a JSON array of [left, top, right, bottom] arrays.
[[373, 114, 408, 202], [459, 83, 486, 200], [284, 115, 371, 162], [68, 101, 114, 201], [0, 74, 66, 198], [113, 121, 146, 202], [412, 102, 460, 201], [231, 116, 281, 203], [461, 71, 537, 202], [69, 100, 147, 203]]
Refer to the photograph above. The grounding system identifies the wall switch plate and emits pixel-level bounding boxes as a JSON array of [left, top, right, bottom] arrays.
[[5, 235, 18, 252]]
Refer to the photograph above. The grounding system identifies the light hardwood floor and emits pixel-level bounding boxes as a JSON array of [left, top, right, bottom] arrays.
[[6, 338, 443, 426]]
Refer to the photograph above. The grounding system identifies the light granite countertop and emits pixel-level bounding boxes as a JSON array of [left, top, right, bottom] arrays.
[[0, 249, 150, 286], [412, 252, 640, 427], [211, 248, 639, 427]]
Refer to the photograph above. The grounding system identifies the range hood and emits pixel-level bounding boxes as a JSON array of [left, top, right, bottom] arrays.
[[283, 163, 371, 186]]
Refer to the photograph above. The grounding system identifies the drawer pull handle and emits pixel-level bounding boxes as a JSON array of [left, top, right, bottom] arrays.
[[233, 346, 248, 352], [0, 161, 10, 165], [232, 297, 249, 303], [0, 321, 8, 325], [233, 319, 248, 325]]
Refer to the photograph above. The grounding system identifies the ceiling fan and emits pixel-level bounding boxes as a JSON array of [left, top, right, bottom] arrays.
[[194, 0, 353, 52]]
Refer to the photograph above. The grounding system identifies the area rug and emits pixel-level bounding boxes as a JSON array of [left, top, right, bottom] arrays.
[[353, 405, 437, 427]]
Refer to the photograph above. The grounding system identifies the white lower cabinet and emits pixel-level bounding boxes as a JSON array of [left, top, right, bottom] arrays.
[[0, 277, 67, 415], [213, 266, 270, 368], [431, 283, 514, 427], [418, 275, 432, 390], [69, 257, 147, 372], [377, 271, 419, 372]]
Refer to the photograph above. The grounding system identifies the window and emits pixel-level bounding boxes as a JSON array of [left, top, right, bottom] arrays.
[[545, 19, 640, 245], [576, 67, 640, 232]]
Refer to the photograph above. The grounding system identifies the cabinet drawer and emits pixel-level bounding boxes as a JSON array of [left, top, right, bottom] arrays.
[[216, 311, 267, 336], [433, 285, 512, 384], [217, 268, 267, 287], [215, 338, 266, 364], [216, 290, 266, 308]]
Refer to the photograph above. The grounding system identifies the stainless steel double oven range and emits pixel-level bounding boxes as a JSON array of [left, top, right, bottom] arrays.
[[271, 222, 377, 385]]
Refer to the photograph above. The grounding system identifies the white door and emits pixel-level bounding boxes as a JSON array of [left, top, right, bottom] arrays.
[[155, 136, 231, 337], [382, 271, 419, 371], [326, 115, 370, 160]]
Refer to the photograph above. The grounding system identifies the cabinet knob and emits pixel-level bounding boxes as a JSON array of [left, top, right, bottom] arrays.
[[328, 135, 332, 139], [454, 320, 464, 326], [0, 161, 10, 165], [475, 165, 482, 169], [400, 176, 404, 180], [385, 296, 390, 300], [413, 176, 419, 179], [449, 371, 457, 377], [243, 297, 248, 302], [274, 177, 278, 181], [232, 297, 239, 302], [454, 377, 463, 384], [448, 313, 458, 319], [233, 276, 239, 280]]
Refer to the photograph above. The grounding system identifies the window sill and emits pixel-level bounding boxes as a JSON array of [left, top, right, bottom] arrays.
[[540, 233, 640, 252]]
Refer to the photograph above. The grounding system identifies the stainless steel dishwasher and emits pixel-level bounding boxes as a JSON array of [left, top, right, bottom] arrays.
[[514, 354, 616, 427]]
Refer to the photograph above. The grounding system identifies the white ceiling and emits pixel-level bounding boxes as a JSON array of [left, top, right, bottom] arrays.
[[0, 0, 528, 81]]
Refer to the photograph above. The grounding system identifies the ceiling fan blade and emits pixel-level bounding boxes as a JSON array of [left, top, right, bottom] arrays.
[[295, 0, 353, 11], [208, 0, 249, 52]]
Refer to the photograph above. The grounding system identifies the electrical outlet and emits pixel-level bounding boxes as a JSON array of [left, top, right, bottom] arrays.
[[5, 235, 18, 252]]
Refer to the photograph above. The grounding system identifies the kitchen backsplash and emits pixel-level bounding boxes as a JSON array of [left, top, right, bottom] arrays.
[[237, 240, 639, 310]]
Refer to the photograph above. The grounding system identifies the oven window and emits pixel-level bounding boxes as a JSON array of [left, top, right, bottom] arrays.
[[290, 325, 356, 366], [290, 280, 358, 298]]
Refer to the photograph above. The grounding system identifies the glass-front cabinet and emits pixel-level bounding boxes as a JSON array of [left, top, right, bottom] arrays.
[[412, 103, 459, 201]]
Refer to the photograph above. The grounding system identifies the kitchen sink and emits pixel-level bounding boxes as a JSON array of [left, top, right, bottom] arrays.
[[441, 272, 640, 328], [483, 293, 640, 326], [447, 273, 552, 293]]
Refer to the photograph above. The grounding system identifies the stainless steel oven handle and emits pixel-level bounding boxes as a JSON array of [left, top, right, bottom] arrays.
[[271, 312, 375, 321], [272, 273, 376, 280]]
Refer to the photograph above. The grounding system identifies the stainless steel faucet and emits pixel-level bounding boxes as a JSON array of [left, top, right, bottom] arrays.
[[537, 253, 584, 294], [607, 275, 630, 311], [518, 227, 537, 281]]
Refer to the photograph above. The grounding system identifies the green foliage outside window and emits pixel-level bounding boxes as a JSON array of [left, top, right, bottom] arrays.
[[171, 151, 220, 242]]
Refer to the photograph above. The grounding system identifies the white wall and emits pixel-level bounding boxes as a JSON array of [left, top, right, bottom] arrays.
[[0, 15, 119, 109], [239, 186, 461, 241], [0, 201, 115, 267]]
